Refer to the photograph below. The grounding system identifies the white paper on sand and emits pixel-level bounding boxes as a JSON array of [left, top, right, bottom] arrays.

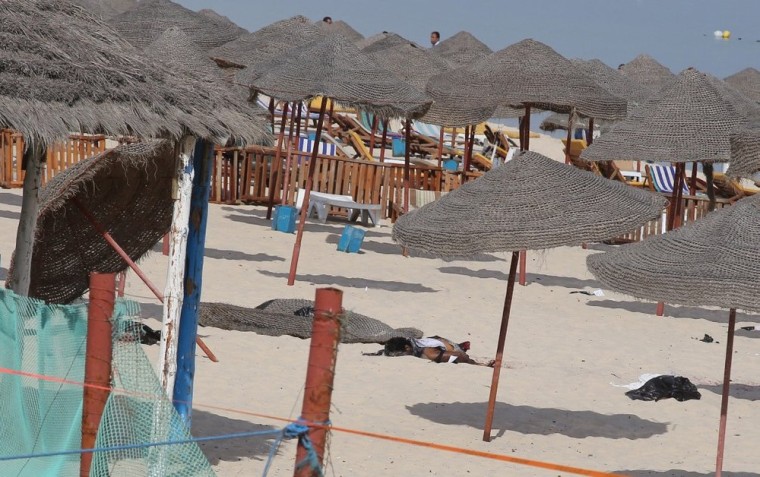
[[610, 373, 664, 390], [593, 289, 605, 297]]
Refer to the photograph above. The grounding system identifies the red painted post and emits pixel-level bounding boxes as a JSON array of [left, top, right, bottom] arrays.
[[162, 233, 170, 256], [80, 272, 115, 477], [294, 288, 343, 477], [518, 250, 527, 286], [656, 301, 665, 316]]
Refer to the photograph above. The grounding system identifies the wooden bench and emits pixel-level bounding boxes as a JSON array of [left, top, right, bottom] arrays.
[[297, 189, 381, 227]]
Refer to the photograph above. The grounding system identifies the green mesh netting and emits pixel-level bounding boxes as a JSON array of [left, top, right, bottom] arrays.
[[0, 289, 215, 476]]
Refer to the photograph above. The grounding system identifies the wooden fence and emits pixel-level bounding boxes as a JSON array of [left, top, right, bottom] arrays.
[[0, 129, 107, 188], [211, 145, 473, 220]]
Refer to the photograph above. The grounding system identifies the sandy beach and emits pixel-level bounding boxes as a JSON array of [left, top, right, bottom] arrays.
[[1, 134, 758, 477]]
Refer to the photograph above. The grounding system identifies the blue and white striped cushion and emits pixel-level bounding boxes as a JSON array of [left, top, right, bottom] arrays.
[[298, 137, 337, 156], [649, 165, 690, 194]]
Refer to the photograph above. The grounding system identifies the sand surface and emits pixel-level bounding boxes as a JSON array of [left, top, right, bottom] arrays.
[[1, 135, 759, 476]]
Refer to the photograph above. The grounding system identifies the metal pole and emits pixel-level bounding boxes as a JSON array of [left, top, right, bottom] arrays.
[[173, 139, 215, 425], [80, 272, 115, 477], [379, 120, 388, 163], [483, 251, 519, 442], [293, 288, 343, 477], [403, 118, 412, 214], [288, 99, 328, 286], [715, 308, 737, 477], [266, 104, 290, 220]]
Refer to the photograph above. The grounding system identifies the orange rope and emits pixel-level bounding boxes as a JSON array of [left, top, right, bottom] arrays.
[[0, 366, 624, 476]]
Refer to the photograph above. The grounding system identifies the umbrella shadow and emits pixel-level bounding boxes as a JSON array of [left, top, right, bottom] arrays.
[[0, 209, 20, 220], [586, 300, 760, 325], [191, 409, 280, 465], [0, 191, 22, 207], [438, 267, 602, 289], [406, 401, 668, 440], [257, 270, 438, 293], [699, 383, 760, 401], [225, 210, 385, 238], [204, 247, 284, 262], [616, 470, 760, 476]]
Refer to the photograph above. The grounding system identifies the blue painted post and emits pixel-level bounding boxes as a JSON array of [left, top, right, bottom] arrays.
[[173, 138, 213, 425]]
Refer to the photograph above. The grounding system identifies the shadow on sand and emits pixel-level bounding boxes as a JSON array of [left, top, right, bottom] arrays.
[[0, 191, 22, 207], [192, 409, 279, 465], [586, 300, 760, 325], [224, 207, 386, 238], [257, 269, 438, 293], [204, 247, 284, 263], [438, 267, 603, 289], [699, 383, 760, 401], [0, 209, 20, 220], [406, 401, 668, 441], [615, 470, 760, 477]]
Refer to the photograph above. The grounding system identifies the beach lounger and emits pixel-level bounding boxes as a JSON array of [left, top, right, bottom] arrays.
[[645, 164, 690, 194], [298, 137, 337, 157], [296, 189, 381, 226]]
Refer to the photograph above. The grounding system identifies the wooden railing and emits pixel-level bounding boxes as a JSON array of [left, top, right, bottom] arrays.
[[0, 130, 107, 188], [211, 145, 476, 220]]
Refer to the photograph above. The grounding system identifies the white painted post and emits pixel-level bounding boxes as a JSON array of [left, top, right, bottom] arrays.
[[10, 142, 44, 296], [158, 136, 196, 396]]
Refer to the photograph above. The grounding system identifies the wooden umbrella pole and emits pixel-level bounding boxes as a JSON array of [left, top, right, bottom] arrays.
[[268, 97, 275, 129], [436, 126, 444, 168], [280, 102, 298, 206], [72, 198, 217, 363], [450, 127, 457, 151], [524, 104, 532, 150], [368, 113, 378, 157], [666, 163, 684, 231], [564, 108, 575, 165], [266, 103, 290, 220], [518, 105, 531, 286], [673, 163, 687, 228], [403, 118, 412, 214], [483, 251, 520, 442], [715, 308, 737, 477], [288, 99, 328, 286], [379, 120, 388, 163], [587, 118, 595, 146], [462, 125, 471, 181], [468, 125, 476, 172]]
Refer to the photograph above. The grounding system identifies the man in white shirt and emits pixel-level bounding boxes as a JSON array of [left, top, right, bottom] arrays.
[[430, 31, 440, 47]]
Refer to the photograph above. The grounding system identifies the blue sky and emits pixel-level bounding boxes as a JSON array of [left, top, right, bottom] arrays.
[[177, 0, 759, 78]]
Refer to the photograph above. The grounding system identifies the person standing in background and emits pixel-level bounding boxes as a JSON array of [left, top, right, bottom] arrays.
[[430, 31, 440, 46]]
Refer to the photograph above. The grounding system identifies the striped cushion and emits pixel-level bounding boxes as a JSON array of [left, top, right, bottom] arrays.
[[649, 165, 690, 194], [298, 137, 337, 156]]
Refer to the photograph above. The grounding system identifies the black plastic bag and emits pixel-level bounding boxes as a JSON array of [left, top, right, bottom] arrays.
[[625, 375, 701, 402]]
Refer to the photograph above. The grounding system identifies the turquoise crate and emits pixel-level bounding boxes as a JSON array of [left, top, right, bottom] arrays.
[[272, 205, 297, 233], [337, 225, 366, 253], [442, 159, 458, 171], [392, 138, 406, 156]]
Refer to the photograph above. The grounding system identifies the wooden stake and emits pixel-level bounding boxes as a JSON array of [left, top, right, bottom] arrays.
[[715, 308, 737, 477]]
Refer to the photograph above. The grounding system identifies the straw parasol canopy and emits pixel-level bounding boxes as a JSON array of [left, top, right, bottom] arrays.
[[427, 39, 628, 123], [6, 141, 176, 303], [198, 8, 248, 34], [319, 19, 364, 43], [209, 15, 325, 72], [0, 0, 270, 147], [618, 54, 675, 93], [724, 67, 760, 104], [539, 112, 598, 132], [362, 33, 453, 91], [727, 123, 760, 178], [430, 31, 493, 68], [392, 151, 667, 256], [570, 58, 652, 110], [581, 68, 760, 163], [109, 0, 245, 51], [69, 0, 135, 19], [587, 193, 760, 312], [246, 33, 432, 118]]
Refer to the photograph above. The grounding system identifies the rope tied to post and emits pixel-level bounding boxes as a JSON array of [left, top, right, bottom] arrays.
[[263, 417, 331, 477]]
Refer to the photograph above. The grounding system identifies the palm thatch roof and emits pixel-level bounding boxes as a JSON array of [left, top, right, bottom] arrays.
[[246, 34, 432, 119], [618, 54, 675, 93], [724, 67, 760, 104], [0, 0, 270, 146], [355, 31, 392, 50], [570, 58, 652, 110], [6, 141, 176, 304], [430, 31, 493, 68], [198, 8, 247, 34], [209, 15, 325, 71], [69, 0, 135, 19], [109, 0, 245, 51], [587, 193, 760, 312], [392, 151, 666, 257], [727, 123, 760, 178], [362, 33, 452, 91], [581, 68, 760, 163], [424, 39, 627, 126], [539, 112, 598, 132], [319, 19, 364, 43]]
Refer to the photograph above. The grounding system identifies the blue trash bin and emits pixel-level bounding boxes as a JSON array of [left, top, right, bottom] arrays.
[[272, 205, 297, 233], [392, 138, 406, 157], [442, 159, 458, 171], [337, 225, 366, 253]]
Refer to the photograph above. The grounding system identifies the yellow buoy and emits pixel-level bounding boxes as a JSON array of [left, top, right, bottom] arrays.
[[722, 30, 731, 39]]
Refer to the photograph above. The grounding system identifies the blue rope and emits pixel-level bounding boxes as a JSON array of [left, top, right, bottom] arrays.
[[0, 429, 282, 462], [262, 418, 331, 477]]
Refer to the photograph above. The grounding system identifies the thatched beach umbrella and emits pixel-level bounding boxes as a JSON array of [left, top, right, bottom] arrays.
[[586, 194, 760, 475], [393, 151, 667, 441], [724, 67, 760, 104], [0, 0, 271, 296], [70, 0, 135, 19], [109, 0, 245, 50], [9, 141, 175, 304], [319, 19, 364, 43], [430, 31, 493, 68], [570, 58, 652, 110], [618, 53, 675, 94], [198, 8, 247, 34], [539, 112, 597, 132], [245, 33, 432, 285], [727, 124, 760, 178]]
